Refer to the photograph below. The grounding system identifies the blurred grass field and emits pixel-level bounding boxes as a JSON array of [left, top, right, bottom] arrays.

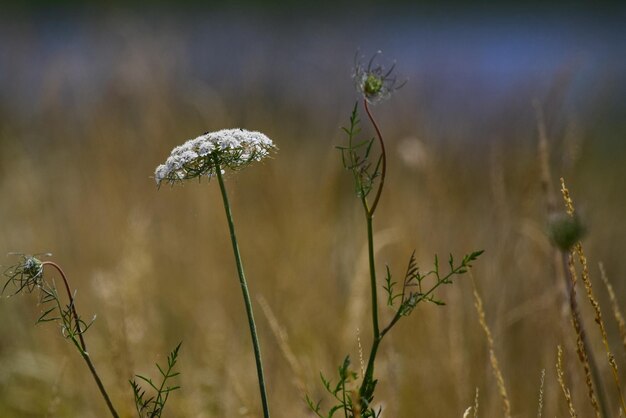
[[1, 8, 626, 418]]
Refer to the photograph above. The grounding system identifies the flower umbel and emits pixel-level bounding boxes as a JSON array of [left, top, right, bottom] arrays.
[[354, 51, 405, 104], [154, 128, 275, 186]]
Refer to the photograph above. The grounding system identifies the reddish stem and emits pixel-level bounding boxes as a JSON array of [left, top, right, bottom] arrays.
[[364, 99, 386, 216], [41, 261, 87, 351]]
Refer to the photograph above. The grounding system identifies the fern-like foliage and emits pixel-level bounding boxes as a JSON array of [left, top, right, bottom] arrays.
[[306, 356, 381, 418], [336, 103, 381, 199], [382, 250, 485, 332], [309, 250, 483, 418], [130, 342, 182, 418]]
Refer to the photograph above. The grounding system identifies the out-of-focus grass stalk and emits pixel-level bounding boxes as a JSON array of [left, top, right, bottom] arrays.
[[598, 262, 626, 356], [561, 177, 626, 416], [535, 104, 607, 417], [471, 274, 511, 418]]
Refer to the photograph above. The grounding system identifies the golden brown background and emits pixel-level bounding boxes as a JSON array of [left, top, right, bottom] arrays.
[[1, 6, 626, 417]]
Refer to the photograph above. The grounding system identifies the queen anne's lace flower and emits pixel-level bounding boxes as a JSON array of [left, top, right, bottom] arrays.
[[155, 129, 275, 186]]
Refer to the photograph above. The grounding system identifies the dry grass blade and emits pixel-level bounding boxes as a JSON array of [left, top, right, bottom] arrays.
[[534, 100, 557, 213], [471, 274, 511, 418], [257, 295, 307, 394], [598, 262, 626, 356], [474, 387, 479, 418], [566, 254, 602, 417], [561, 178, 626, 414], [557, 345, 578, 418], [537, 368, 545, 418], [462, 387, 479, 418]]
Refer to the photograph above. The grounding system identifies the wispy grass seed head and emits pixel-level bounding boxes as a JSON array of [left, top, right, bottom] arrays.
[[155, 129, 276, 186], [353, 50, 405, 104]]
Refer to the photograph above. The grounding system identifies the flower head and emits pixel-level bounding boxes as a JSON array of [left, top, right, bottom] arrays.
[[2, 254, 46, 296], [155, 129, 276, 186], [353, 50, 406, 104]]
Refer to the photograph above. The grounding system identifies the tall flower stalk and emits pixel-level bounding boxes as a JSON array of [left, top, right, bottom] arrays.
[[214, 157, 271, 417], [155, 128, 275, 418], [308, 52, 482, 418]]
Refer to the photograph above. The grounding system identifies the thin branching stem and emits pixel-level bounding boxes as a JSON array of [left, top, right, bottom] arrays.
[[40, 261, 120, 418], [215, 158, 271, 418], [359, 99, 386, 411], [380, 265, 464, 338]]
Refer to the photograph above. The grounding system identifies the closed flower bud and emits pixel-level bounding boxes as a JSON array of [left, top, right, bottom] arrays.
[[548, 212, 586, 251]]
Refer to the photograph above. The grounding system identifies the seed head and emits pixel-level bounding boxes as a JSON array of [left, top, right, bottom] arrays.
[[22, 256, 43, 278], [2, 254, 46, 295], [155, 129, 276, 186], [548, 212, 586, 251], [353, 50, 405, 104]]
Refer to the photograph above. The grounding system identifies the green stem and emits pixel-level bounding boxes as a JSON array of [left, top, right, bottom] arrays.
[[215, 162, 271, 418], [42, 262, 120, 418], [365, 213, 380, 343], [361, 336, 381, 387], [78, 348, 120, 418], [359, 210, 381, 408], [359, 99, 387, 410]]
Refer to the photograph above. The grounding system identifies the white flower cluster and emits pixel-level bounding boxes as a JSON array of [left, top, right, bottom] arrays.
[[155, 129, 275, 185]]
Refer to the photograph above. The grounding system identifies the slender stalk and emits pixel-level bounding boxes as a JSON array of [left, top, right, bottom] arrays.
[[41, 262, 120, 418], [77, 349, 119, 418], [365, 214, 380, 343], [341, 379, 349, 418], [364, 99, 386, 216], [360, 335, 381, 395], [359, 99, 386, 407], [214, 160, 271, 418]]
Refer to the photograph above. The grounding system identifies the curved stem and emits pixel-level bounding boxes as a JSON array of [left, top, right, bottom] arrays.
[[214, 162, 271, 418], [43, 262, 87, 351], [41, 262, 120, 418], [364, 99, 386, 216]]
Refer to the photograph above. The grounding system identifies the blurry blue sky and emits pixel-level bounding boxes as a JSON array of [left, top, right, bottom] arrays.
[[0, 6, 624, 142]]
